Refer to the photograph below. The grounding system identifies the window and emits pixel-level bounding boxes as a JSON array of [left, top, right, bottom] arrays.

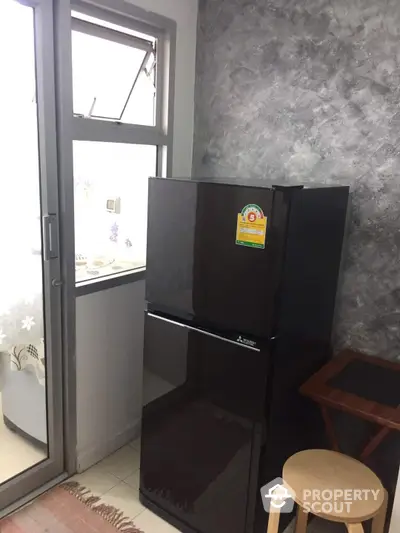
[[0, 1, 43, 308], [74, 142, 156, 282], [71, 12, 156, 125], [70, 3, 175, 288]]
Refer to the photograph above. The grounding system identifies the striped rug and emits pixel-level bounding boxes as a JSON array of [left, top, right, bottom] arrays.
[[0, 482, 143, 533]]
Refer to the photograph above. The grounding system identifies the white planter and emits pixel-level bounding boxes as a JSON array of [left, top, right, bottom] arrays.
[[2, 365, 47, 447]]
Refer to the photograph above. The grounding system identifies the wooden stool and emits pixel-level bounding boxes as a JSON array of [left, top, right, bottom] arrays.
[[266, 450, 388, 533]]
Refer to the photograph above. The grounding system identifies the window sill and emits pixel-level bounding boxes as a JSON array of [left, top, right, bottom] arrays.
[[75, 267, 145, 296]]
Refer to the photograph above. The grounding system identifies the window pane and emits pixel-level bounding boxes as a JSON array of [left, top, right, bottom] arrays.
[[122, 53, 156, 125], [0, 0, 49, 481], [74, 142, 156, 283], [71, 26, 156, 126]]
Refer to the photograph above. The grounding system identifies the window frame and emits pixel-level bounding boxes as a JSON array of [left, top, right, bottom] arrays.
[[58, 0, 176, 294], [70, 16, 155, 122], [71, 17, 154, 52]]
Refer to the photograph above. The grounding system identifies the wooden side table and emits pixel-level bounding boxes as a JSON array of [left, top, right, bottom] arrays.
[[300, 349, 400, 461], [266, 449, 388, 533]]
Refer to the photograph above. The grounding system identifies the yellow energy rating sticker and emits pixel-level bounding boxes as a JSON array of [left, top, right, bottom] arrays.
[[236, 204, 267, 249]]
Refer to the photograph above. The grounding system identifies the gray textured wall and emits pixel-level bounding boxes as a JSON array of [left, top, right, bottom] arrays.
[[193, 0, 400, 360]]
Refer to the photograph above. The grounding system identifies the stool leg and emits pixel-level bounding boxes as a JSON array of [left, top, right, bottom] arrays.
[[266, 508, 281, 533], [295, 506, 308, 533], [371, 488, 388, 533], [347, 524, 364, 533]]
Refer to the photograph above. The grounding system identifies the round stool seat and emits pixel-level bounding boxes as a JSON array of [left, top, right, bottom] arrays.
[[283, 449, 385, 523]]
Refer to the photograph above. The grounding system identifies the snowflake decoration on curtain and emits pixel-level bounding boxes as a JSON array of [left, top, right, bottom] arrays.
[[22, 316, 35, 331]]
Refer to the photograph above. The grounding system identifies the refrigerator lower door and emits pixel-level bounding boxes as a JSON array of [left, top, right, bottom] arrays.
[[140, 312, 268, 533]]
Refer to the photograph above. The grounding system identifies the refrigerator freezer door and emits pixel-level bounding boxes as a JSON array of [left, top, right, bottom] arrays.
[[146, 179, 279, 337], [140, 312, 268, 533]]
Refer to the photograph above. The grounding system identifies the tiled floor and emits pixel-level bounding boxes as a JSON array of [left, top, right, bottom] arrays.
[[73, 440, 341, 533], [0, 396, 46, 485], [71, 438, 180, 533], [0, 432, 340, 533]]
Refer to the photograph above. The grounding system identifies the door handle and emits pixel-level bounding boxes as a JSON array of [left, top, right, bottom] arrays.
[[52, 279, 63, 288], [147, 312, 260, 352], [43, 214, 59, 261]]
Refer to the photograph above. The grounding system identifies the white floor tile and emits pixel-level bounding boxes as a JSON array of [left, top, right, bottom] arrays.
[[96, 444, 140, 480], [71, 463, 120, 497], [130, 437, 141, 452], [134, 509, 181, 533], [100, 481, 146, 519], [124, 469, 140, 490]]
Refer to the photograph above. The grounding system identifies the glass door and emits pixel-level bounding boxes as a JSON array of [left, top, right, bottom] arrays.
[[0, 0, 64, 510]]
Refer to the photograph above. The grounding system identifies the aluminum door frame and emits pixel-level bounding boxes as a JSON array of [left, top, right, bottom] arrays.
[[0, 0, 65, 513]]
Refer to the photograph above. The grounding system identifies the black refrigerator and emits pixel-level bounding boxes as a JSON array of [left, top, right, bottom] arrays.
[[139, 178, 349, 533]]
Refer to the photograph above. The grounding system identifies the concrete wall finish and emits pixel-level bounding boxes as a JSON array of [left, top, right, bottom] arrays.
[[194, 0, 400, 361]]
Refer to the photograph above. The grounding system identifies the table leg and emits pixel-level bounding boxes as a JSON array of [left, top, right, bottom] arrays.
[[371, 488, 388, 533], [295, 506, 308, 533], [266, 508, 281, 533], [360, 427, 390, 462], [346, 524, 364, 533], [320, 405, 340, 452]]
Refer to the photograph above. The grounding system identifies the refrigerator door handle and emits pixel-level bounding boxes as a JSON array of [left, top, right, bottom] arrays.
[[147, 312, 261, 352]]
